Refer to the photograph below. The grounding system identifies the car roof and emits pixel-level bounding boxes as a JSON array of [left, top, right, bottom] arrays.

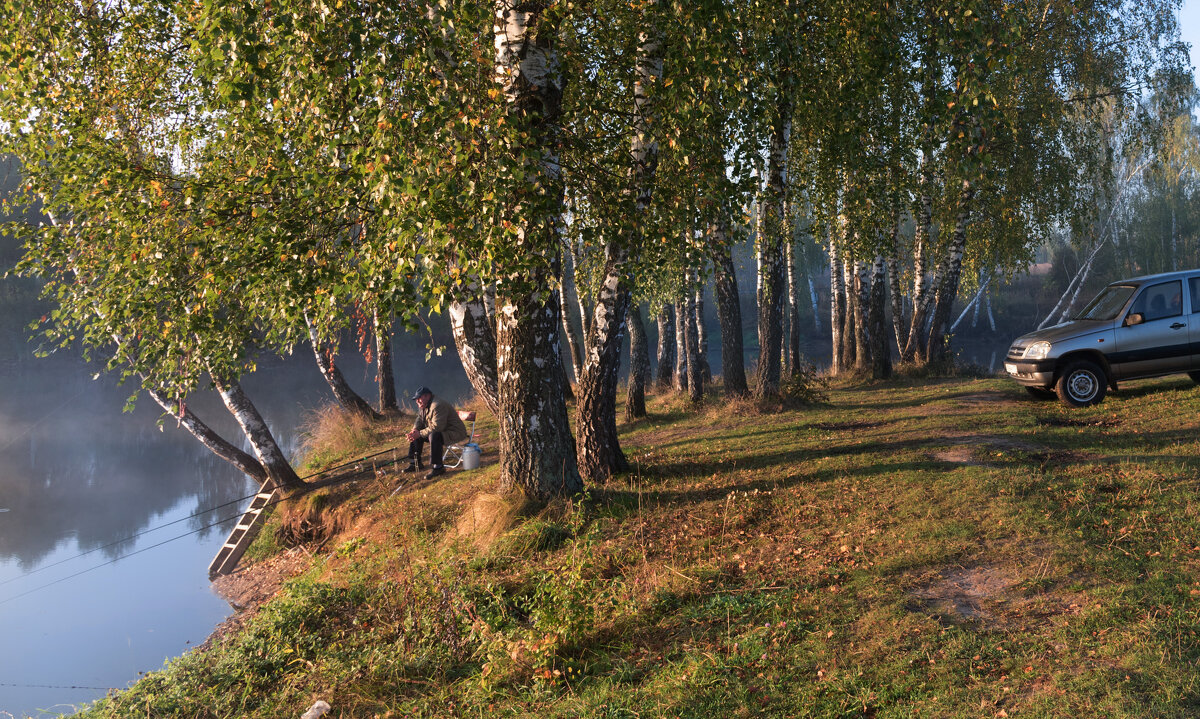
[[1107, 269, 1200, 286]]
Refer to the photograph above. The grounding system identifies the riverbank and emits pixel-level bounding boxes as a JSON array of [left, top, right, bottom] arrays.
[[78, 373, 1200, 717]]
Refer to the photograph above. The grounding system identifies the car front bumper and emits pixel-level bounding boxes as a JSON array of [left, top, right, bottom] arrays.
[[1004, 359, 1055, 388]]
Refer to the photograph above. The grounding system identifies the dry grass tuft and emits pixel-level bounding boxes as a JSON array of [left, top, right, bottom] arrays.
[[298, 403, 411, 470], [448, 491, 526, 552]]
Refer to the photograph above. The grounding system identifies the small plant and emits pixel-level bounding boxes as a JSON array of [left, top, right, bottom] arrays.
[[335, 536, 367, 558], [780, 361, 829, 406]]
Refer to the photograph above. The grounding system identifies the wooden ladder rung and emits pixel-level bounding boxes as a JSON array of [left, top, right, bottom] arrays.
[[209, 478, 278, 579]]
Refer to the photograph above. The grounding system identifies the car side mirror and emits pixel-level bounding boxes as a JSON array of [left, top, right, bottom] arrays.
[[1125, 313, 1144, 327]]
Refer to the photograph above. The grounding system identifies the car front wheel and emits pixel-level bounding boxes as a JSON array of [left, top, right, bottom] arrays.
[[1055, 360, 1107, 407]]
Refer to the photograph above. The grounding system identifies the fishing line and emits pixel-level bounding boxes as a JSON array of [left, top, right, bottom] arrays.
[[0, 682, 116, 691], [0, 444, 405, 588], [0, 445, 408, 605]]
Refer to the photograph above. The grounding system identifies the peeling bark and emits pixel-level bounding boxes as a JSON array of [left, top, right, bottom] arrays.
[[576, 4, 660, 480], [493, 0, 582, 499]]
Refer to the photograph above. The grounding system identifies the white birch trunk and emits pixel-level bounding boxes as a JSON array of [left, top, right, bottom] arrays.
[[493, 0, 582, 499], [212, 375, 301, 489]]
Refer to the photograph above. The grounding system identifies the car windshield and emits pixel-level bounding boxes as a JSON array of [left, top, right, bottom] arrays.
[[1073, 284, 1137, 321]]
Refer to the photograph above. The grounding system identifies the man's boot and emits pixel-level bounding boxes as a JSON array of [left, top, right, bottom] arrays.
[[402, 456, 424, 474]]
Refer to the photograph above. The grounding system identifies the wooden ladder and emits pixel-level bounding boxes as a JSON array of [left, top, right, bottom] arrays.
[[208, 480, 277, 579]]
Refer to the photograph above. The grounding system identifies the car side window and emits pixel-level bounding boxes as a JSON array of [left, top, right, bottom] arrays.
[[1190, 277, 1200, 314], [1129, 280, 1183, 322]]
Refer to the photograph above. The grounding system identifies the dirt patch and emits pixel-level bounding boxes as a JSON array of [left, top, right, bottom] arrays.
[[908, 562, 1087, 631], [955, 392, 1022, 408], [931, 435, 1045, 465], [1035, 415, 1121, 429], [204, 546, 313, 649], [813, 420, 884, 432], [909, 565, 1015, 625]]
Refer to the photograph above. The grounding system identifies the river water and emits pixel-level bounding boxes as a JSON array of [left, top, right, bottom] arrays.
[[0, 330, 471, 718]]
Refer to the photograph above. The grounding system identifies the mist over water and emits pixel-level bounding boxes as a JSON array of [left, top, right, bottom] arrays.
[[0, 326, 471, 718]]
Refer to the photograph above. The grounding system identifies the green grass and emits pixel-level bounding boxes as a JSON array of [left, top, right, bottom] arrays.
[[79, 374, 1200, 717]]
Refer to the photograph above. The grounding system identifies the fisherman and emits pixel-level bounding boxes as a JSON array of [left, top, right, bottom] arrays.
[[404, 387, 469, 479]]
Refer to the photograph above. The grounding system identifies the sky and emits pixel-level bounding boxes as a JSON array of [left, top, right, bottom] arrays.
[[1183, 0, 1200, 103]]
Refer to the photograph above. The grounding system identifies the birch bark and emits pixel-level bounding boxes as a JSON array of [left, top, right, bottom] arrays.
[[212, 375, 301, 489], [924, 184, 975, 362], [853, 259, 871, 371], [685, 282, 703, 403], [868, 255, 891, 379], [577, 3, 660, 480], [146, 387, 268, 483], [559, 249, 585, 380], [711, 224, 747, 397], [694, 273, 711, 382], [828, 228, 844, 376], [625, 303, 650, 420], [674, 296, 689, 392], [373, 309, 398, 414], [754, 102, 791, 399], [449, 286, 501, 417], [902, 176, 934, 362], [840, 255, 857, 372], [493, 0, 582, 499], [656, 305, 676, 389], [305, 315, 381, 420]]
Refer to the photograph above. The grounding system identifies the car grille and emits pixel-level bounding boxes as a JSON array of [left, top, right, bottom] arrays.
[[1006, 341, 1027, 361]]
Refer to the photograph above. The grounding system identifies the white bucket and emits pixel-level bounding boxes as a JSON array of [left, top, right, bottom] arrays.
[[462, 444, 481, 470]]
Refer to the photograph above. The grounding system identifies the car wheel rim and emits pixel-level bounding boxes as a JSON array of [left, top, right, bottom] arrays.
[[1068, 371, 1097, 402]]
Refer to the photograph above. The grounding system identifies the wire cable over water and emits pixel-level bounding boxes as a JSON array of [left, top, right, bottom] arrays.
[[0, 444, 407, 602]]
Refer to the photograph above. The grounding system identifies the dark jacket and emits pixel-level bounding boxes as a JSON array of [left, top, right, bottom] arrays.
[[413, 395, 469, 445]]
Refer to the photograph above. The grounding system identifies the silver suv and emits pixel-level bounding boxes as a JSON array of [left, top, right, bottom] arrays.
[[1006, 269, 1200, 406]]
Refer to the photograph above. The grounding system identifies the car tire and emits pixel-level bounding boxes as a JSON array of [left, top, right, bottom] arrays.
[[1189, 371, 1200, 384], [1055, 360, 1107, 407], [1025, 387, 1057, 400]]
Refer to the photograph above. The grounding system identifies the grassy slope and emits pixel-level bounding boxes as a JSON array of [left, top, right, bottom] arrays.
[[82, 375, 1200, 718]]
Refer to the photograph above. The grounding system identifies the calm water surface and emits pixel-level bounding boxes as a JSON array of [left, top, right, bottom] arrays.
[[0, 336, 470, 718]]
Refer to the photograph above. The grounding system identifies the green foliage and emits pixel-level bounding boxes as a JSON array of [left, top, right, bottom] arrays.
[[780, 361, 829, 406]]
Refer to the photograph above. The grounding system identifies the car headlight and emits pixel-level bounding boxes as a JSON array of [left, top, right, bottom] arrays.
[[1023, 341, 1052, 360]]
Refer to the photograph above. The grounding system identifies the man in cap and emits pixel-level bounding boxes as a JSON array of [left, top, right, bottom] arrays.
[[404, 387, 469, 479]]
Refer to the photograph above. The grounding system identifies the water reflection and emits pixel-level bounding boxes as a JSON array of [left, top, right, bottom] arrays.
[[0, 324, 470, 718]]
